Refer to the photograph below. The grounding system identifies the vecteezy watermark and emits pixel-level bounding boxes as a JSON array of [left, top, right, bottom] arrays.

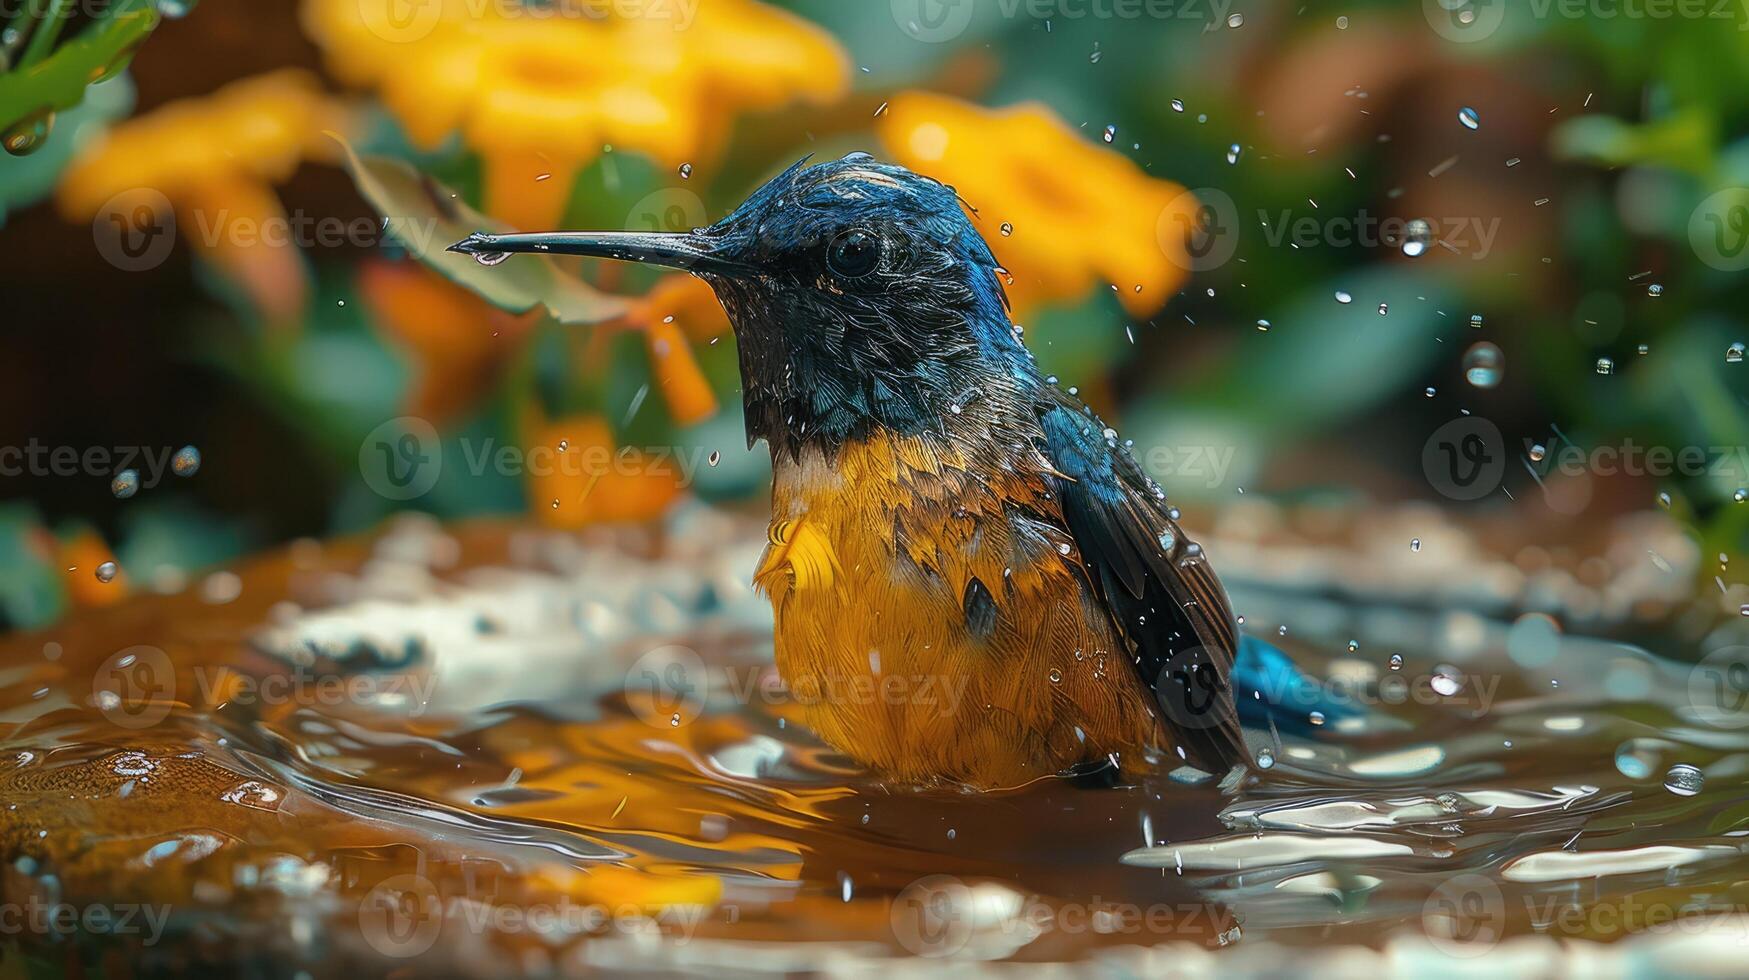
[[91, 190, 443, 272], [358, 0, 701, 44], [0, 442, 186, 488], [0, 898, 173, 946], [891, 0, 1236, 42], [92, 188, 177, 272], [1138, 444, 1238, 489], [1423, 417, 1507, 501], [1422, 873, 1507, 957], [1689, 646, 1749, 729], [623, 645, 972, 729], [1158, 189, 1502, 271], [1423, 418, 1749, 503], [93, 649, 439, 729], [1256, 210, 1502, 260], [1158, 187, 1241, 273], [1526, 439, 1749, 480], [93, 645, 176, 730], [1425, 0, 1749, 43], [1423, 873, 1749, 957], [889, 874, 1238, 957], [359, 417, 444, 501], [1691, 188, 1749, 272], [357, 418, 719, 501], [357, 872, 713, 959], [627, 187, 709, 235]]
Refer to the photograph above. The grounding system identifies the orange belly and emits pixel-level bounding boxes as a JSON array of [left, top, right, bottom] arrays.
[[754, 429, 1166, 788]]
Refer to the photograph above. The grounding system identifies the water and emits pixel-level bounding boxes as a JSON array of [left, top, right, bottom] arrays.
[[4, 506, 1749, 973]]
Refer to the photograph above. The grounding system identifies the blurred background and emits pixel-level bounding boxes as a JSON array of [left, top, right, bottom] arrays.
[[3, 0, 1747, 630]]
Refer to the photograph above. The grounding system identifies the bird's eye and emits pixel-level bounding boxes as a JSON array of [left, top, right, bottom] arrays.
[[826, 228, 882, 279]]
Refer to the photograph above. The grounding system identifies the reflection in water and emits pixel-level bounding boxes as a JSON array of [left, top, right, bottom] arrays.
[[3, 505, 1749, 974]]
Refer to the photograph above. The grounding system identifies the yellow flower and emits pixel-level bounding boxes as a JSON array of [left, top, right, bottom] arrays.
[[303, 0, 848, 230], [56, 70, 350, 324], [876, 92, 1200, 317]]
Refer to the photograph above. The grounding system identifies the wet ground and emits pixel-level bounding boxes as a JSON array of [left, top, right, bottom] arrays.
[[3, 503, 1748, 976]]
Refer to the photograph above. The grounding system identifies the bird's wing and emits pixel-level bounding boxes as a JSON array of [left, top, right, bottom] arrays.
[[1033, 391, 1248, 774]]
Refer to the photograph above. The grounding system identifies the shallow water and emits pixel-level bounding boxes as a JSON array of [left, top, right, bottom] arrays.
[[4, 504, 1749, 975]]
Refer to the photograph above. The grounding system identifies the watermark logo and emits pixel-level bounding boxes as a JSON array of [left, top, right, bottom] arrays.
[[891, 875, 975, 956], [1423, 0, 1507, 42], [1691, 188, 1749, 272], [359, 873, 444, 958], [361, 0, 445, 44], [1153, 646, 1232, 731], [93, 189, 177, 272], [93, 645, 175, 729], [1423, 417, 1506, 501], [1422, 873, 1507, 957], [625, 645, 710, 728], [627, 187, 708, 236], [892, 0, 977, 41], [1690, 646, 1749, 729], [359, 417, 443, 501], [1160, 187, 1239, 273]]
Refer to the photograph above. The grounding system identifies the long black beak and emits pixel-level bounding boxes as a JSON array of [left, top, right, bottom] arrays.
[[446, 230, 744, 274]]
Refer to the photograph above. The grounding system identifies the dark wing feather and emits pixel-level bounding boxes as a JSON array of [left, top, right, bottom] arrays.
[[1035, 393, 1248, 774]]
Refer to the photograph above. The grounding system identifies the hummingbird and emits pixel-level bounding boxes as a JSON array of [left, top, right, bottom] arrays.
[[451, 152, 1247, 788]]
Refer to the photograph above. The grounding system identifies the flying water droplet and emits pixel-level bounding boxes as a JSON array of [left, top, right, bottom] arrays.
[[1469, 313, 1483, 328], [1227, 12, 1244, 27], [1377, 302, 1389, 315], [1458, 107, 1480, 130], [1, 109, 55, 157], [1727, 342, 1744, 364], [1595, 357, 1615, 375], [1463, 342, 1504, 388], [111, 470, 139, 499], [1103, 124, 1117, 143], [1000, 222, 1013, 236], [679, 163, 693, 179], [1411, 538, 1422, 552], [1529, 443, 1546, 461], [1255, 747, 1275, 769], [1401, 218, 1433, 257], [1663, 763, 1704, 796], [472, 251, 511, 267], [172, 446, 201, 477], [1334, 290, 1352, 304], [1430, 665, 1463, 697], [95, 562, 118, 584], [1646, 283, 1663, 298], [1226, 143, 1242, 165], [1388, 654, 1404, 671]]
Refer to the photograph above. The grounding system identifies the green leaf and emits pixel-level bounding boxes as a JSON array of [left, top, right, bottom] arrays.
[[337, 139, 630, 325], [0, 0, 160, 137], [1551, 110, 1717, 178]]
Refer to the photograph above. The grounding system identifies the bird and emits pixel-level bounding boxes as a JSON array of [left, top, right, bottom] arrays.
[[451, 152, 1248, 789]]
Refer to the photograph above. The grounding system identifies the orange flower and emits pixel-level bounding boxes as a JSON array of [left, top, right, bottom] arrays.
[[631, 274, 730, 343], [56, 70, 351, 325], [644, 316, 716, 427], [627, 274, 727, 427], [303, 0, 848, 230], [877, 92, 1200, 317], [359, 261, 526, 426], [525, 414, 682, 527]]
